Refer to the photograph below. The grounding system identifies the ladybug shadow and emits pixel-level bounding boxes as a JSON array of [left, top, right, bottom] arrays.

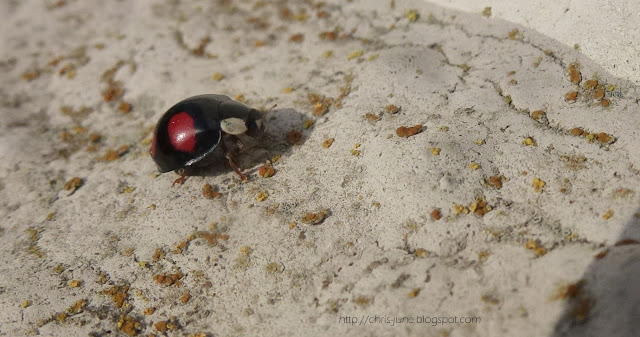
[[184, 108, 311, 180]]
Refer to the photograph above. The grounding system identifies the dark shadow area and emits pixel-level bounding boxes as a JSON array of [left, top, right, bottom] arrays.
[[553, 204, 640, 337], [179, 107, 311, 179]]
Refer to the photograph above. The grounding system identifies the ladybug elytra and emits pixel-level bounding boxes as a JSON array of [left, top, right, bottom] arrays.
[[151, 94, 267, 182]]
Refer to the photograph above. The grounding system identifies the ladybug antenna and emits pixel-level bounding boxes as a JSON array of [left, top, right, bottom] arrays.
[[261, 103, 277, 120]]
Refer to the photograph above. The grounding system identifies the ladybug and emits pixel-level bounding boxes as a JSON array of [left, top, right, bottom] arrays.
[[150, 94, 267, 184]]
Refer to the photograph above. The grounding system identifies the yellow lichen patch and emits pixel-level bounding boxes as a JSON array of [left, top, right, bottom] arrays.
[[564, 91, 578, 103], [408, 288, 421, 298], [302, 119, 314, 129], [482, 7, 492, 17], [212, 73, 224, 81], [469, 162, 480, 170], [583, 79, 598, 90], [431, 147, 441, 156], [522, 137, 536, 146], [508, 28, 520, 40], [453, 204, 468, 216], [476, 138, 485, 145], [568, 63, 582, 85], [478, 250, 490, 262], [602, 209, 614, 220], [347, 50, 363, 60], [323, 138, 334, 148], [469, 198, 492, 216], [22, 300, 31, 308], [283, 86, 293, 93], [525, 239, 547, 257], [67, 299, 86, 314], [405, 9, 419, 22], [143, 307, 155, 315], [368, 54, 378, 61], [532, 178, 546, 192], [255, 191, 269, 202], [600, 98, 611, 107], [68, 280, 82, 288], [322, 50, 333, 58], [240, 245, 253, 255], [415, 248, 429, 258]]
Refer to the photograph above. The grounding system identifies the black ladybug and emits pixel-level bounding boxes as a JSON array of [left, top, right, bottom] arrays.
[[150, 94, 267, 183]]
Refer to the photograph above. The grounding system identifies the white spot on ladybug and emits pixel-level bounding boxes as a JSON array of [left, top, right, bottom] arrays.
[[221, 117, 248, 135]]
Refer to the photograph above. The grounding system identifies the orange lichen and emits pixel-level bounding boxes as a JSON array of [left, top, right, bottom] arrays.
[[531, 110, 545, 121], [593, 85, 605, 100], [489, 176, 503, 189], [202, 184, 222, 199], [385, 105, 400, 114], [117, 102, 132, 114], [564, 91, 578, 103], [596, 132, 612, 143], [259, 162, 275, 178], [289, 33, 304, 43], [103, 285, 130, 308], [64, 177, 84, 192], [431, 209, 441, 220], [301, 210, 329, 225], [287, 130, 302, 144], [396, 124, 423, 138], [568, 63, 582, 85], [570, 128, 584, 136], [153, 272, 183, 286], [583, 79, 598, 90]]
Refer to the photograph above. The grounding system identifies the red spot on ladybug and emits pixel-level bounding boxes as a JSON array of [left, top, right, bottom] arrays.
[[168, 112, 196, 153], [150, 134, 157, 157]]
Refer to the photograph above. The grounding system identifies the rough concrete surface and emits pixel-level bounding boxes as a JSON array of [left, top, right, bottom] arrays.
[[1, 1, 639, 336]]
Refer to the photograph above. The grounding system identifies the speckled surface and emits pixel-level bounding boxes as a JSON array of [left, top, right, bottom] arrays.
[[1, 1, 639, 336]]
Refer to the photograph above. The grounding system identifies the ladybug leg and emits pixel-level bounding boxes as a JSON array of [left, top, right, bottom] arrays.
[[225, 153, 248, 181], [220, 140, 247, 181], [172, 168, 189, 187], [229, 135, 245, 153]]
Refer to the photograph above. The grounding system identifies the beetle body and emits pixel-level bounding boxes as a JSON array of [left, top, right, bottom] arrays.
[[151, 95, 266, 180]]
